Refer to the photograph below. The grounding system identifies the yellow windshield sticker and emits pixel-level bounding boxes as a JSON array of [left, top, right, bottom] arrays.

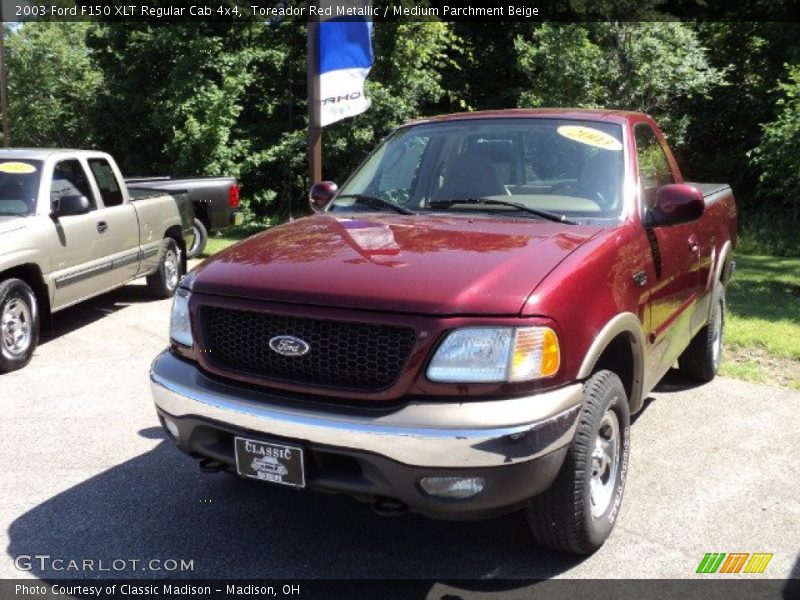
[[557, 125, 623, 151], [0, 162, 36, 174]]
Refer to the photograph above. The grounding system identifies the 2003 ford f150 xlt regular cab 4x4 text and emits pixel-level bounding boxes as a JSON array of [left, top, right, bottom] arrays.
[[150, 110, 737, 554], [0, 150, 193, 373]]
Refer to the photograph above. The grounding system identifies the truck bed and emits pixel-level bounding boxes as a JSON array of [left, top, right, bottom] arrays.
[[126, 176, 239, 233], [686, 182, 731, 203]]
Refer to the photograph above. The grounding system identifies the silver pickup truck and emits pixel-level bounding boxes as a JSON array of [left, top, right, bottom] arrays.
[[0, 149, 193, 373]]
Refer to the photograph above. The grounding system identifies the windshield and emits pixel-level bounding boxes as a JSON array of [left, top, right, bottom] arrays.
[[332, 118, 625, 223], [0, 160, 42, 216]]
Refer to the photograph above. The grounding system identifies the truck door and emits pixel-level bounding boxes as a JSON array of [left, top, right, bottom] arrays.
[[86, 157, 140, 286], [636, 124, 701, 377], [49, 159, 116, 309]]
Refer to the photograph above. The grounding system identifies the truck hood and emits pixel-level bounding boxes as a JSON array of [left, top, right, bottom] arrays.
[[190, 214, 601, 315], [0, 216, 27, 235]]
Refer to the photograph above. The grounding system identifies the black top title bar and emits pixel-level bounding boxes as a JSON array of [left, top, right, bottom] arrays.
[[2, 0, 800, 22]]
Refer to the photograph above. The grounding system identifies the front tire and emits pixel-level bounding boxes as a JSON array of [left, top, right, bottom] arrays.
[[527, 370, 630, 554], [0, 278, 40, 373], [147, 238, 183, 299], [678, 286, 725, 382]]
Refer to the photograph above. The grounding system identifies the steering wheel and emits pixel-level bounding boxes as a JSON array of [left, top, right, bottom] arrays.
[[549, 182, 606, 207]]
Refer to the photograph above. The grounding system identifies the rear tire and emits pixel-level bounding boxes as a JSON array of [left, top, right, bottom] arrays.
[[147, 238, 182, 299], [527, 370, 630, 554], [679, 286, 725, 382], [186, 217, 208, 259], [0, 278, 40, 373]]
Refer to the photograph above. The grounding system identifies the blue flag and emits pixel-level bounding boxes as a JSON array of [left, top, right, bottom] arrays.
[[318, 16, 373, 126]]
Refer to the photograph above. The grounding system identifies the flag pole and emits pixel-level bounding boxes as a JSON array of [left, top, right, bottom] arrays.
[[307, 4, 322, 184], [0, 8, 9, 148]]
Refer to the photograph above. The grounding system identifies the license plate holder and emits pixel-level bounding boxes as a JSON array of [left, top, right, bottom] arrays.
[[234, 437, 305, 488]]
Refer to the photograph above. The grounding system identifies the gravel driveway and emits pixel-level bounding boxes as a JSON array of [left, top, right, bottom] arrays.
[[1, 278, 798, 587]]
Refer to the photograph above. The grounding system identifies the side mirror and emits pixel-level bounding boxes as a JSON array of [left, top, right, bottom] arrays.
[[647, 184, 704, 227], [50, 195, 92, 219], [51, 195, 91, 218], [309, 181, 337, 212]]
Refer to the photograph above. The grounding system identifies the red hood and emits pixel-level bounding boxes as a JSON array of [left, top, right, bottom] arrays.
[[190, 214, 601, 315]]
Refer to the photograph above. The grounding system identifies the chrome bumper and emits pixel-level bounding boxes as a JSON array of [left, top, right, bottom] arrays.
[[150, 351, 583, 469]]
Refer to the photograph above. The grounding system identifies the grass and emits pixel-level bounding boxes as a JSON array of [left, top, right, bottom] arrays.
[[199, 222, 273, 258], [735, 205, 800, 258], [197, 227, 800, 391], [720, 254, 800, 390]]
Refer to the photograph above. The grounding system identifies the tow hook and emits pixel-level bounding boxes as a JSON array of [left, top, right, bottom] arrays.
[[198, 458, 228, 473], [371, 496, 408, 517]]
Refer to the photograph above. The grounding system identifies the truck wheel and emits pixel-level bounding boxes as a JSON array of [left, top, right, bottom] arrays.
[[678, 286, 725, 382], [147, 238, 183, 299], [527, 370, 630, 554], [186, 218, 208, 259], [0, 278, 40, 373]]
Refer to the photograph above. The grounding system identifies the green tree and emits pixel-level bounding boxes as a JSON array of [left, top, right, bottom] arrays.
[[5, 22, 102, 147], [87, 22, 262, 178], [751, 64, 800, 220], [680, 23, 800, 199], [514, 23, 724, 145]]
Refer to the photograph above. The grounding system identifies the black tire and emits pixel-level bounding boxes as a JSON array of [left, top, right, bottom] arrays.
[[147, 238, 183, 299], [678, 286, 725, 382], [186, 217, 208, 259], [527, 370, 630, 554], [0, 278, 40, 373]]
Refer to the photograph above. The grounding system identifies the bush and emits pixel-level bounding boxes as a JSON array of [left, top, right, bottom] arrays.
[[736, 204, 800, 258], [750, 64, 800, 220]]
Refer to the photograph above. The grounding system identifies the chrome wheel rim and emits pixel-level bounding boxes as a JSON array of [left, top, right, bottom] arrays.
[[589, 409, 620, 519], [2, 295, 32, 356], [164, 247, 179, 290], [712, 299, 724, 371]]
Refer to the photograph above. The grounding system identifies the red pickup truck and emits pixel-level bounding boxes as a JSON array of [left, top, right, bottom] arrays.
[[150, 109, 737, 554]]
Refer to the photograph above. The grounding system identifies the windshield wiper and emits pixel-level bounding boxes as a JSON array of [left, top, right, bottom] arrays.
[[335, 194, 417, 216], [428, 198, 577, 224]]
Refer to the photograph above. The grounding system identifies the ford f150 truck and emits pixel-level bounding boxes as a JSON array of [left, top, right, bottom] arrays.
[[150, 110, 737, 554], [0, 150, 193, 373], [126, 176, 242, 258]]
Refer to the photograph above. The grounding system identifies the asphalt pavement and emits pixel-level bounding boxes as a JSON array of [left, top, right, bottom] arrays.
[[1, 276, 798, 587]]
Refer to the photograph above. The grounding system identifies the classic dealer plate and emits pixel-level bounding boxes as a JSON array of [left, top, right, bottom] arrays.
[[234, 437, 305, 488]]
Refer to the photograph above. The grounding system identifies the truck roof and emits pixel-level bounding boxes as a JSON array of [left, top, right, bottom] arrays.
[[0, 149, 110, 160], [404, 108, 644, 127]]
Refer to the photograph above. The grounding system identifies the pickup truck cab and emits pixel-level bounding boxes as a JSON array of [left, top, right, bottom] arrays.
[[0, 149, 192, 373], [150, 110, 737, 554]]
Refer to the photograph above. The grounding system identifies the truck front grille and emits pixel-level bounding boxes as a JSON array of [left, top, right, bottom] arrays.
[[199, 306, 417, 391]]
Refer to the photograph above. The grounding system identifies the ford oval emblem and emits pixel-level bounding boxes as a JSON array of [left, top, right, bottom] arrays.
[[269, 335, 310, 357]]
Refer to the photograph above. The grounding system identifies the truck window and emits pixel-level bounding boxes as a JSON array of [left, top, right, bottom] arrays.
[[336, 118, 626, 221], [0, 160, 41, 216], [373, 135, 431, 205], [634, 124, 674, 209], [51, 160, 95, 210], [87, 158, 124, 207]]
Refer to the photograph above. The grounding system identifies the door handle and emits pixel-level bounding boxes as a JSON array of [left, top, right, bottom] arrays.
[[97, 221, 108, 234], [687, 234, 699, 253]]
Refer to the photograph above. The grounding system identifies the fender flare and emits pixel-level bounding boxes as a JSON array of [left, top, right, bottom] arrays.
[[715, 240, 734, 285], [701, 240, 732, 325], [577, 312, 647, 414]]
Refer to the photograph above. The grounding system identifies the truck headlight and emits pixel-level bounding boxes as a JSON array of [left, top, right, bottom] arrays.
[[169, 289, 193, 347], [427, 327, 560, 383]]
